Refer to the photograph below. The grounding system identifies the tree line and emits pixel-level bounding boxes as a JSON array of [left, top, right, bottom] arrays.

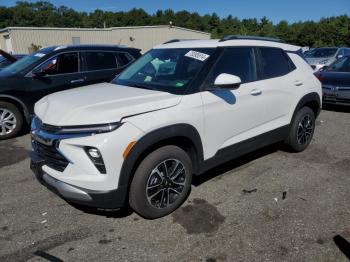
[[0, 1, 349, 47]]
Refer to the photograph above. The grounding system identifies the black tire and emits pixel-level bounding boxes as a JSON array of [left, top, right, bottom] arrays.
[[284, 106, 315, 152], [0, 101, 23, 140], [129, 145, 193, 219]]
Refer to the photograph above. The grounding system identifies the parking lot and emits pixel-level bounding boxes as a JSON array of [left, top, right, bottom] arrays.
[[0, 106, 349, 262]]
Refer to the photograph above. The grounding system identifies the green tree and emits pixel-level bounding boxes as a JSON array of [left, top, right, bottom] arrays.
[[0, 1, 349, 47]]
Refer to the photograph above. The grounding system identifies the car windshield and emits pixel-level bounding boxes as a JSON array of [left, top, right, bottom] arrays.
[[114, 48, 214, 94], [0, 48, 52, 75], [305, 48, 338, 58], [327, 56, 350, 72], [0, 58, 12, 69]]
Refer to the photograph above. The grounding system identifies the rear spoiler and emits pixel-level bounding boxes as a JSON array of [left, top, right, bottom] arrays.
[[0, 49, 18, 62]]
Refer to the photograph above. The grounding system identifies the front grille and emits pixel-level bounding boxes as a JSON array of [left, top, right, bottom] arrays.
[[32, 141, 69, 172], [40, 123, 62, 134]]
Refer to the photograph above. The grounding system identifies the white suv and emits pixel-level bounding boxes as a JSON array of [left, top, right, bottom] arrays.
[[31, 36, 322, 219]]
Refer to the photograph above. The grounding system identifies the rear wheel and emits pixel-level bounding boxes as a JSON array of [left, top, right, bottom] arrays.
[[285, 106, 315, 152], [129, 145, 192, 219], [0, 102, 23, 140]]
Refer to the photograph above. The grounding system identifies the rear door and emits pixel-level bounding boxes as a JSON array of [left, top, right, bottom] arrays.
[[81, 50, 137, 85], [25, 51, 86, 112], [255, 47, 301, 129], [81, 51, 120, 85]]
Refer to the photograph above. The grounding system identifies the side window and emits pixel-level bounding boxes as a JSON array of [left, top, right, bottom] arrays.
[[84, 52, 117, 71], [336, 49, 343, 58], [115, 52, 134, 67], [204, 47, 257, 87], [344, 49, 350, 55], [37, 52, 79, 75], [258, 48, 293, 79]]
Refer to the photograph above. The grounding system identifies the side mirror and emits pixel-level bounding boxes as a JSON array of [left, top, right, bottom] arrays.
[[214, 73, 241, 89], [337, 54, 344, 59], [32, 68, 46, 77]]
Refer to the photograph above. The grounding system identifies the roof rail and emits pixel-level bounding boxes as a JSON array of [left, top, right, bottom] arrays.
[[219, 35, 285, 43], [162, 39, 198, 44]]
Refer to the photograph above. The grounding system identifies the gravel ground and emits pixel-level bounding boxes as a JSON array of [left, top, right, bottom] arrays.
[[0, 105, 349, 262]]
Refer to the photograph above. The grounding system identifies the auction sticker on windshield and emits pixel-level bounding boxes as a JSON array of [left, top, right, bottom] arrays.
[[185, 50, 210, 61]]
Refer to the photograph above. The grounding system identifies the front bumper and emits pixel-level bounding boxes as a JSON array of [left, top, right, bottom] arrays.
[[30, 156, 128, 209]]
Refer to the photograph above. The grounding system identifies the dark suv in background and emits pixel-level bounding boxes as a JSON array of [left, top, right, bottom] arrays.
[[0, 44, 141, 139]]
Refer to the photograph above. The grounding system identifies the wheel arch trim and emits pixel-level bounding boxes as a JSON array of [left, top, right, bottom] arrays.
[[0, 95, 30, 123], [292, 92, 321, 122], [118, 123, 204, 188]]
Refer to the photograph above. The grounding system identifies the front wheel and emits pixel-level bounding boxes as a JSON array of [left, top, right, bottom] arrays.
[[129, 145, 193, 219], [284, 106, 315, 152], [0, 102, 23, 140]]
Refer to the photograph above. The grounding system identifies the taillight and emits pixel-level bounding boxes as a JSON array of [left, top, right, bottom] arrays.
[[314, 73, 323, 82]]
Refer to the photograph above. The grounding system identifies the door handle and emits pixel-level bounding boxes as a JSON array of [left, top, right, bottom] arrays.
[[70, 79, 85, 84], [294, 80, 303, 86], [250, 89, 262, 96]]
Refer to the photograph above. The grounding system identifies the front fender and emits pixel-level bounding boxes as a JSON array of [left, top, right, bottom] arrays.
[[118, 123, 203, 187]]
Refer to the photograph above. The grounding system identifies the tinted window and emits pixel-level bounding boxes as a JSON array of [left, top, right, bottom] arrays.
[[344, 49, 350, 55], [327, 56, 350, 72], [259, 48, 292, 79], [304, 48, 338, 58], [204, 47, 257, 86], [116, 52, 134, 67], [84, 52, 117, 71], [38, 52, 79, 75]]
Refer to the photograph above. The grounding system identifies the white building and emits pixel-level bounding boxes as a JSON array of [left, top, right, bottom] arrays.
[[0, 25, 210, 54]]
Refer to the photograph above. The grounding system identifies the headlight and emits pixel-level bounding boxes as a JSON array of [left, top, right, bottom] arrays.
[[56, 122, 123, 134], [32, 116, 123, 135]]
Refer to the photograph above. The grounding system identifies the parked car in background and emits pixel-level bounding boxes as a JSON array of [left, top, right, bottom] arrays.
[[30, 36, 321, 219], [305, 47, 350, 72], [315, 55, 350, 106], [0, 44, 141, 139], [0, 50, 26, 71]]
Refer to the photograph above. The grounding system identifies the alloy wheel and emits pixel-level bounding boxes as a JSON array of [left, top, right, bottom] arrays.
[[297, 114, 313, 145], [146, 159, 186, 209], [0, 108, 17, 136]]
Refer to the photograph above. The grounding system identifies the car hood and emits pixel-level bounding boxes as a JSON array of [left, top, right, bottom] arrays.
[[35, 83, 182, 126]]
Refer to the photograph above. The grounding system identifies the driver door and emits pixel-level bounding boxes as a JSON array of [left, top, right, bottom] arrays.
[[25, 52, 86, 113], [200, 47, 266, 158]]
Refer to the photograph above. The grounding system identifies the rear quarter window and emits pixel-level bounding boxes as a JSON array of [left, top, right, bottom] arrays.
[[115, 52, 135, 67], [258, 47, 296, 80]]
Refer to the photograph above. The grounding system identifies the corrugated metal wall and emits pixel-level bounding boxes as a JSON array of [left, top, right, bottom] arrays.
[[1, 26, 210, 54], [0, 32, 9, 53]]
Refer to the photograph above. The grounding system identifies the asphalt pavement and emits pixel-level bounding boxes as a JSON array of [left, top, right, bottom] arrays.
[[0, 105, 349, 262]]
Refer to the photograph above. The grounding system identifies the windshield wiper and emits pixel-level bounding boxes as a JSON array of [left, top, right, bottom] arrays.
[[131, 83, 155, 90]]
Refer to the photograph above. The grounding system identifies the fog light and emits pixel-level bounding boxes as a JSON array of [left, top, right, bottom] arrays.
[[84, 147, 106, 174], [88, 148, 101, 158]]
